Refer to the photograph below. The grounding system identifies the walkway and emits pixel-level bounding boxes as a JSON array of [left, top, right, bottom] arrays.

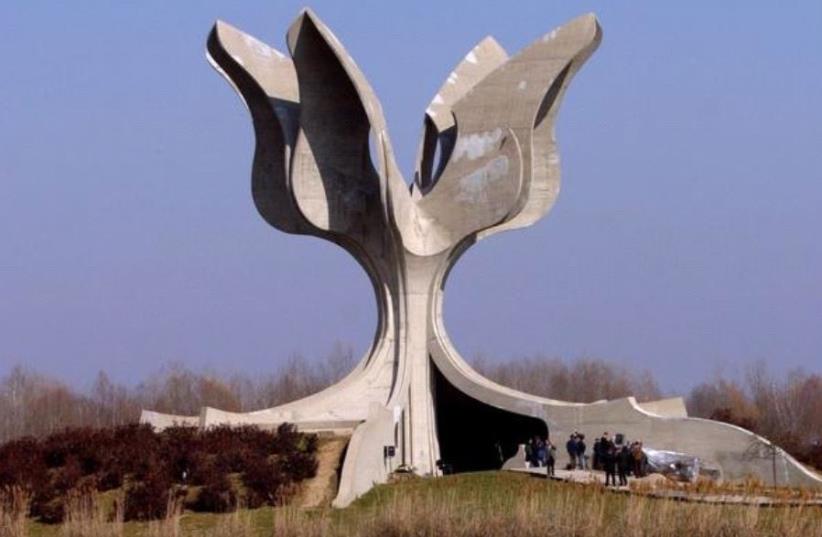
[[507, 467, 822, 507]]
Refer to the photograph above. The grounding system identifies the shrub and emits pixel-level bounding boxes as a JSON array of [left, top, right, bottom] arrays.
[[159, 426, 201, 482], [124, 471, 172, 522], [272, 423, 301, 453], [191, 473, 236, 513], [32, 496, 65, 524], [0, 437, 47, 492], [242, 455, 284, 508], [0, 422, 318, 520], [109, 424, 159, 476], [183, 451, 215, 486], [96, 467, 124, 492], [51, 456, 84, 494], [41, 428, 100, 471], [796, 441, 822, 471], [214, 446, 253, 475], [277, 446, 318, 482], [204, 426, 272, 473]]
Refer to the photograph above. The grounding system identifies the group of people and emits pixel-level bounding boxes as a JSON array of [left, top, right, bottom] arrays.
[[526, 431, 649, 487], [565, 432, 588, 470], [524, 436, 558, 476], [591, 432, 647, 486]]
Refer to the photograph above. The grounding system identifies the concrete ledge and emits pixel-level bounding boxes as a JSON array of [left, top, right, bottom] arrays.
[[139, 410, 199, 430]]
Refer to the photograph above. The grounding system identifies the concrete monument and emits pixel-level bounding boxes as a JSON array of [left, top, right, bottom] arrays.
[[142, 9, 821, 505]]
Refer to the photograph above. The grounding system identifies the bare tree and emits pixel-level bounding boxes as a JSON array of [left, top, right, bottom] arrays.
[[688, 363, 822, 467], [2, 348, 819, 471], [470, 355, 662, 403]]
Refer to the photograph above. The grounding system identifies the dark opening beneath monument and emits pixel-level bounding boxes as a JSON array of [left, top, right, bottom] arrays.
[[432, 361, 548, 473]]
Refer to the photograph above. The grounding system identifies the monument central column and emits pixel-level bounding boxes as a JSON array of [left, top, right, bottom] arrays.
[[388, 251, 448, 474]]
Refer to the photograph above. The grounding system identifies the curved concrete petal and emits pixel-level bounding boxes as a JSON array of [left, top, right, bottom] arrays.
[[206, 21, 307, 235], [411, 128, 524, 254], [424, 36, 508, 134], [286, 11, 384, 237], [204, 20, 401, 422], [414, 36, 508, 194], [477, 14, 602, 239]]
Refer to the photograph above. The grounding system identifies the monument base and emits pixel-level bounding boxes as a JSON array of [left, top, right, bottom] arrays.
[[142, 353, 822, 507]]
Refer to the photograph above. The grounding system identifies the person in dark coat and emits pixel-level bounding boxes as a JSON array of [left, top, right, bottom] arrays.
[[595, 432, 612, 470], [603, 443, 617, 486], [592, 437, 602, 470], [617, 445, 631, 486], [525, 437, 536, 467], [566, 434, 577, 470], [577, 434, 588, 469], [545, 439, 556, 476], [601, 432, 613, 449], [535, 437, 547, 467]]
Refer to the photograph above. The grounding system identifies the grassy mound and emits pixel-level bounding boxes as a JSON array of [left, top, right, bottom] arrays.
[[5, 471, 822, 536]]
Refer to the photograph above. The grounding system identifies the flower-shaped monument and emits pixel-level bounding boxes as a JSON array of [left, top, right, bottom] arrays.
[[142, 9, 822, 506]]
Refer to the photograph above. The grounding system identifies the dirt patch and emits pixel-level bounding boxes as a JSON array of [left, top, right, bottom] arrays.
[[630, 472, 672, 491], [295, 435, 350, 508]]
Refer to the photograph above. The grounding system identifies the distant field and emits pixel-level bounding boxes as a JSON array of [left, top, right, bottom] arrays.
[[13, 471, 822, 537]]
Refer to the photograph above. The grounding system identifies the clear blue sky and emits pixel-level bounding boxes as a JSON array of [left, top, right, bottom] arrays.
[[1, 1, 820, 393]]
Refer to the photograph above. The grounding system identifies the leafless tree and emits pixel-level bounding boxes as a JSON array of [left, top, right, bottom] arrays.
[[2, 347, 820, 470], [470, 354, 662, 403]]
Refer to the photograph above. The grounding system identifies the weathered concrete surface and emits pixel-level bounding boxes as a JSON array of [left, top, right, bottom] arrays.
[[139, 410, 199, 429], [140, 8, 822, 506], [637, 397, 688, 418]]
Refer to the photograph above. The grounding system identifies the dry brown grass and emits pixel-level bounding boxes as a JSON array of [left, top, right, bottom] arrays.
[[209, 508, 254, 537], [314, 473, 822, 537], [235, 482, 814, 537], [1, 487, 29, 537], [630, 472, 822, 504], [145, 496, 183, 537], [13, 472, 822, 536], [293, 436, 349, 508], [59, 489, 123, 537]]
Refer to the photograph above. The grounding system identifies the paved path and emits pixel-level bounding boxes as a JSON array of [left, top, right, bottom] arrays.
[[507, 467, 822, 507], [510, 467, 621, 486]]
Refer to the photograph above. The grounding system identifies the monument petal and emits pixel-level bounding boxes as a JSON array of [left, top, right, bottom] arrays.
[[286, 9, 397, 239], [206, 21, 305, 235]]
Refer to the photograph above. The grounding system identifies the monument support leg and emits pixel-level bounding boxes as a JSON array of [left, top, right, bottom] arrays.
[[384, 252, 445, 475]]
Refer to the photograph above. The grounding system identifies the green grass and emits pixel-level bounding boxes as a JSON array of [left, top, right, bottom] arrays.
[[21, 472, 822, 537], [20, 473, 547, 536]]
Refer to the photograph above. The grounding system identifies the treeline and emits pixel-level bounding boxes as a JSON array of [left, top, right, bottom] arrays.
[[1, 350, 820, 468], [686, 363, 822, 469], [0, 343, 356, 443], [470, 355, 662, 403]]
